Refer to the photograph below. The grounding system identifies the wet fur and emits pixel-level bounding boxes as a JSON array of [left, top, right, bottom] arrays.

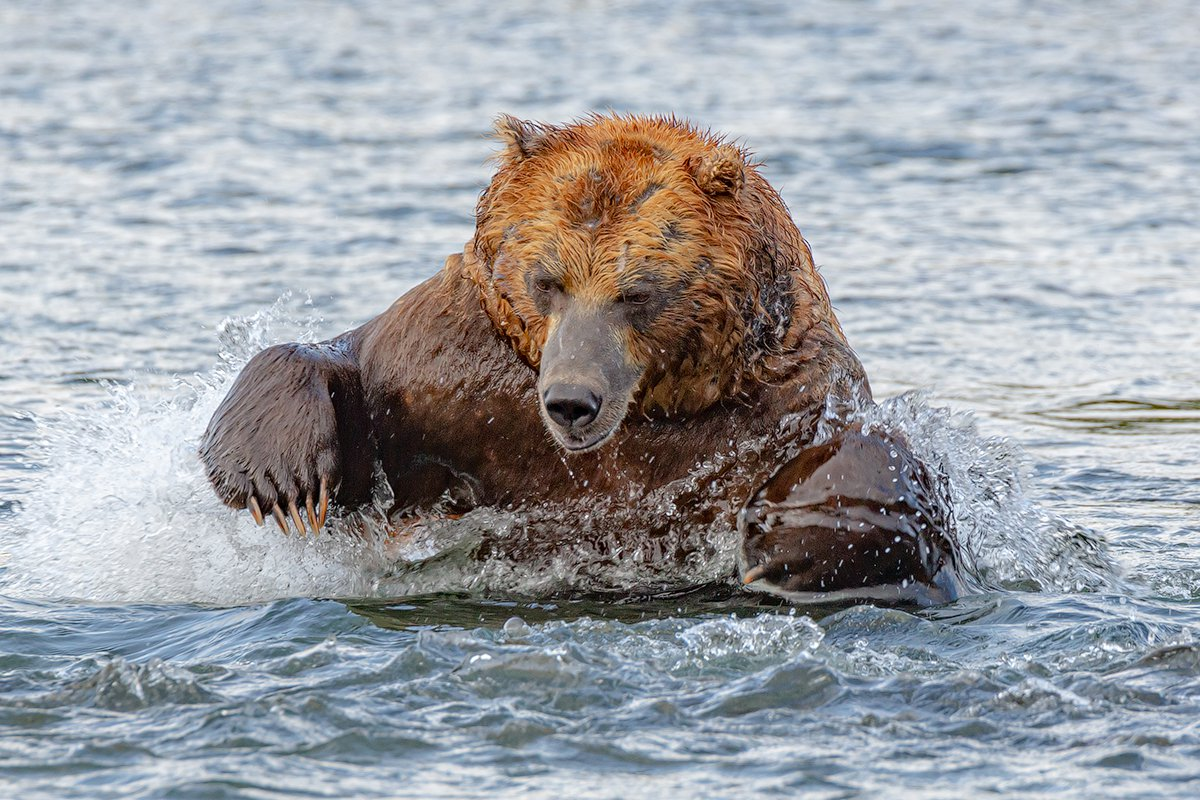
[[468, 114, 846, 416], [199, 114, 959, 600]]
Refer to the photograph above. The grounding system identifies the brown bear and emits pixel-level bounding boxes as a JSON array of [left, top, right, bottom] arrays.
[[199, 114, 961, 603]]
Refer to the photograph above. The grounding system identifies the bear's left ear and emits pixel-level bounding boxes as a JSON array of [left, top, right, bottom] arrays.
[[492, 114, 557, 163], [687, 144, 746, 196]]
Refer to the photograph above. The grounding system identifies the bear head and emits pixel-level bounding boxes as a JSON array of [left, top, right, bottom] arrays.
[[465, 114, 840, 453]]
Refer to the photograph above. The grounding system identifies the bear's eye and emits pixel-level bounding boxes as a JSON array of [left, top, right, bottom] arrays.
[[533, 278, 556, 295], [619, 287, 654, 306]]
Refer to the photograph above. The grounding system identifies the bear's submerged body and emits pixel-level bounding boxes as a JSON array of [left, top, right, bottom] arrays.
[[200, 115, 962, 604]]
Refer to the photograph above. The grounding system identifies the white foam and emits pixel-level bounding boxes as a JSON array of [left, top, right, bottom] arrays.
[[1, 298, 399, 604]]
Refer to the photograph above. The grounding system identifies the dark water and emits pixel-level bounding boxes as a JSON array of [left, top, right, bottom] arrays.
[[2, 1, 1199, 796]]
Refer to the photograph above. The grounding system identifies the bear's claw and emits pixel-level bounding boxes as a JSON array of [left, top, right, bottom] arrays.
[[288, 501, 305, 535], [272, 505, 290, 535], [318, 478, 329, 530], [253, 479, 331, 536], [249, 478, 330, 536], [742, 564, 767, 585], [306, 495, 320, 534], [248, 496, 265, 527]]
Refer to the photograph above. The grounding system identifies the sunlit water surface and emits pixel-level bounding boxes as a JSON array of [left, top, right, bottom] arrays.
[[1, 1, 1198, 797]]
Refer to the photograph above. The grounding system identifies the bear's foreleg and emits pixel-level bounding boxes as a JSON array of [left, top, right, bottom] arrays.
[[200, 340, 376, 534], [739, 427, 963, 605]]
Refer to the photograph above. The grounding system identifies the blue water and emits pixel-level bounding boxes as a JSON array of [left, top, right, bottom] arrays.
[[2, 1, 1199, 796]]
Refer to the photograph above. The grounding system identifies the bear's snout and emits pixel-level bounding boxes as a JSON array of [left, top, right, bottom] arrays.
[[535, 302, 643, 454], [543, 383, 602, 430]]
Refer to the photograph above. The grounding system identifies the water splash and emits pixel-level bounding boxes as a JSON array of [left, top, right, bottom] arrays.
[[376, 392, 1120, 598], [854, 392, 1120, 593], [1, 297, 401, 604], [1, 305, 1119, 604]]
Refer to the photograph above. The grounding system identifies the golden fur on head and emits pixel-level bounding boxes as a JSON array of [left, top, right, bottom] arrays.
[[463, 113, 842, 415]]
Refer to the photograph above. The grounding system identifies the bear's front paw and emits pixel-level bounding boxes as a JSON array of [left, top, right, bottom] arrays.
[[739, 427, 960, 604], [199, 342, 369, 535]]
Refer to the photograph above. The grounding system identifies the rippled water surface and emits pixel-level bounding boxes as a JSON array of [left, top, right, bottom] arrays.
[[2, 1, 1199, 797]]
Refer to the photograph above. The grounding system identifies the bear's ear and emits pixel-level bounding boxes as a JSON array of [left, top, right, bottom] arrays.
[[492, 114, 557, 163], [687, 144, 746, 196]]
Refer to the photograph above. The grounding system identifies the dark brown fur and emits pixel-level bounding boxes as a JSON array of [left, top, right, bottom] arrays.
[[199, 115, 959, 601]]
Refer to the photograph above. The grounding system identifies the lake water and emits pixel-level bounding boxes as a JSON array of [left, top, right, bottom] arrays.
[[2, 1, 1199, 797]]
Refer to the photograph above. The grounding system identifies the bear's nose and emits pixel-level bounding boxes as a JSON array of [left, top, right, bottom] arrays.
[[543, 383, 602, 429]]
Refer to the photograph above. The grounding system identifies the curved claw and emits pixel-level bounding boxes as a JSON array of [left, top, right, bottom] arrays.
[[272, 505, 290, 535], [742, 564, 768, 585], [306, 495, 320, 535], [248, 496, 265, 526], [288, 500, 306, 536], [318, 478, 329, 529]]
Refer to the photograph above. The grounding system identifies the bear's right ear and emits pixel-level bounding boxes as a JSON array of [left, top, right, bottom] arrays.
[[492, 114, 557, 163], [687, 144, 746, 196]]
